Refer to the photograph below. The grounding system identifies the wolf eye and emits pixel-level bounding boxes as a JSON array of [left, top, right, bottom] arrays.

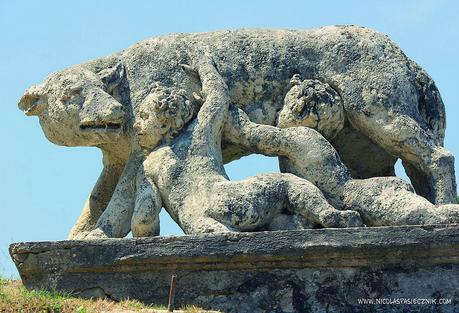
[[61, 86, 79, 97], [60, 87, 84, 106], [70, 85, 83, 93]]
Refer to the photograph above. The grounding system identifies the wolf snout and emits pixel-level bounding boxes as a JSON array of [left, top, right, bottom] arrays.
[[79, 101, 125, 130], [18, 84, 47, 116], [98, 102, 125, 122]]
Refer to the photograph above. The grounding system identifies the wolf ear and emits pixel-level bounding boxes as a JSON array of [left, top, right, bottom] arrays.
[[180, 64, 200, 82], [97, 62, 126, 94], [290, 74, 302, 86]]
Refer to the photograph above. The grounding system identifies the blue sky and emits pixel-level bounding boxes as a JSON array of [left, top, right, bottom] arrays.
[[0, 0, 458, 278]]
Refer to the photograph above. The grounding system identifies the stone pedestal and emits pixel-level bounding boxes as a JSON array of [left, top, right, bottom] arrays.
[[10, 225, 459, 313]]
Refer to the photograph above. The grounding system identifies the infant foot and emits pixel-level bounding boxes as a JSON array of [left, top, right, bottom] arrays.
[[319, 210, 363, 228], [71, 231, 91, 240]]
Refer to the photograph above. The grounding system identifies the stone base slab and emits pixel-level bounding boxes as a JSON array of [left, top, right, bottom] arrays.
[[9, 225, 459, 313]]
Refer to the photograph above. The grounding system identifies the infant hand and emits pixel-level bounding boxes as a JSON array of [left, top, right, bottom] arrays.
[[319, 210, 363, 228]]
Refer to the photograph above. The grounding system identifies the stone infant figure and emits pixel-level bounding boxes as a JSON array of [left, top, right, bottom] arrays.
[[85, 58, 363, 238], [232, 74, 459, 227]]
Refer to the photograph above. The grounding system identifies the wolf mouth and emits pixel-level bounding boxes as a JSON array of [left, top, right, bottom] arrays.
[[80, 123, 122, 130]]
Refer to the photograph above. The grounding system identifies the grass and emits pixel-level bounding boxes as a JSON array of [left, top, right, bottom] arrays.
[[0, 277, 214, 313]]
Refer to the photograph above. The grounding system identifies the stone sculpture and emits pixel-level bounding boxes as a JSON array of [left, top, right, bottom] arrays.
[[18, 26, 458, 239], [88, 57, 364, 239]]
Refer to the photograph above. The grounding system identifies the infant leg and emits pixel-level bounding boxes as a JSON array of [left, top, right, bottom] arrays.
[[344, 177, 459, 226], [267, 213, 315, 230], [180, 216, 234, 234], [208, 173, 362, 231], [282, 173, 363, 228], [208, 174, 286, 231]]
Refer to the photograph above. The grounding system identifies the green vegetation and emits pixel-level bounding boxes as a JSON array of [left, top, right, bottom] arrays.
[[0, 277, 211, 313]]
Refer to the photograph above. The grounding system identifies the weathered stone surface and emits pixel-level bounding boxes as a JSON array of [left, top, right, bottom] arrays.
[[40, 50, 459, 240], [14, 25, 459, 313], [10, 225, 459, 312], [18, 26, 458, 240]]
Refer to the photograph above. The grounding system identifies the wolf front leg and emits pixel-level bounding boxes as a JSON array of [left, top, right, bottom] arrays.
[[68, 150, 125, 239], [79, 152, 144, 239]]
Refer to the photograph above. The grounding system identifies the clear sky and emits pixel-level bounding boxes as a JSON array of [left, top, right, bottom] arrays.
[[0, 0, 458, 278]]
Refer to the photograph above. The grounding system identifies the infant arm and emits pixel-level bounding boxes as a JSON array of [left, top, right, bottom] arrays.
[[193, 56, 231, 137], [224, 106, 351, 208], [131, 164, 162, 237]]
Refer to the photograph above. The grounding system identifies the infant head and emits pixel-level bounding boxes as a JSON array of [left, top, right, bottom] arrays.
[[135, 83, 199, 149], [278, 75, 344, 140]]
